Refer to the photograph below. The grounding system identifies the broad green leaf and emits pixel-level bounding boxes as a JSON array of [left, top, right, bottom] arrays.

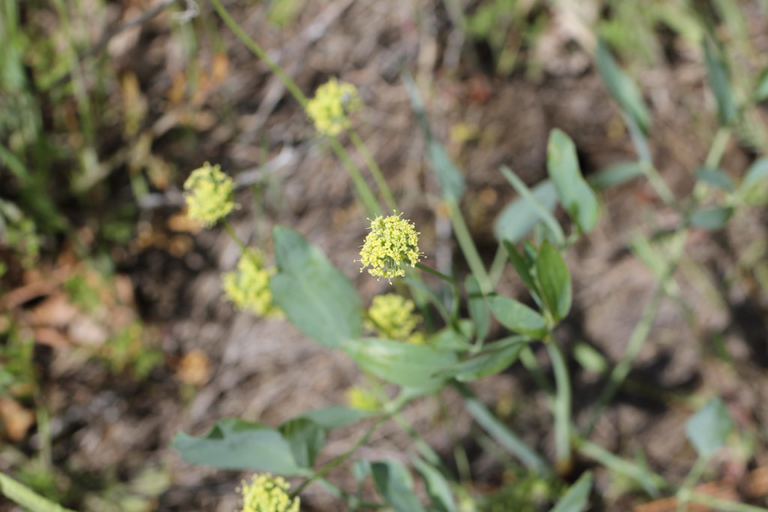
[[171, 418, 306, 475], [685, 398, 733, 457], [271, 226, 363, 347], [412, 458, 456, 512], [596, 38, 650, 133], [466, 276, 489, 344], [494, 179, 559, 243], [297, 406, 374, 430], [741, 158, 768, 189], [689, 207, 733, 230], [695, 167, 733, 191], [486, 294, 548, 338], [551, 471, 593, 512], [590, 161, 643, 190], [704, 39, 738, 125], [547, 129, 600, 232], [428, 140, 466, 202], [755, 68, 768, 102], [353, 459, 371, 481], [434, 336, 527, 382], [371, 460, 427, 512], [343, 338, 458, 391], [279, 418, 326, 468], [0, 473, 76, 512], [535, 241, 572, 322], [504, 241, 540, 301], [429, 321, 473, 351]]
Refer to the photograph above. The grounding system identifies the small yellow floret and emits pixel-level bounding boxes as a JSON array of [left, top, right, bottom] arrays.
[[346, 386, 380, 412], [359, 212, 422, 282], [238, 473, 300, 512], [183, 162, 238, 226], [367, 294, 422, 342], [305, 78, 362, 136], [222, 250, 279, 317]]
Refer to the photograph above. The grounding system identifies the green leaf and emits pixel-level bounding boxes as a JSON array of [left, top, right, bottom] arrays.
[[536, 240, 572, 322], [297, 406, 374, 430], [412, 458, 456, 512], [0, 473, 77, 512], [429, 322, 474, 351], [466, 275, 489, 344], [171, 418, 306, 475], [551, 471, 593, 512], [271, 226, 363, 347], [434, 336, 528, 382], [494, 179, 559, 243], [685, 398, 733, 458], [343, 338, 458, 391], [704, 39, 738, 125], [572, 342, 608, 374], [371, 460, 427, 512], [755, 68, 768, 102], [695, 167, 733, 191], [486, 294, 548, 338], [741, 158, 768, 190], [688, 207, 733, 231], [547, 129, 600, 232], [596, 38, 651, 133], [504, 241, 540, 301], [404, 277, 452, 325], [428, 140, 466, 202], [279, 418, 326, 468], [590, 161, 644, 190]]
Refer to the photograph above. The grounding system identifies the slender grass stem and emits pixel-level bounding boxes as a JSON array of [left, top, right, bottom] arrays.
[[447, 200, 492, 293], [547, 342, 572, 474], [575, 438, 667, 497], [349, 130, 398, 212]]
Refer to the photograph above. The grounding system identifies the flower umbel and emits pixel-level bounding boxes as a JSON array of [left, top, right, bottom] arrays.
[[359, 213, 422, 282], [223, 250, 279, 317], [305, 78, 362, 136], [367, 293, 422, 342], [183, 162, 238, 226], [346, 386, 380, 412], [238, 473, 300, 512]]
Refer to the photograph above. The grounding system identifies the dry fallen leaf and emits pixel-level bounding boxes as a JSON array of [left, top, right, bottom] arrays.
[[177, 349, 211, 387], [0, 398, 36, 441]]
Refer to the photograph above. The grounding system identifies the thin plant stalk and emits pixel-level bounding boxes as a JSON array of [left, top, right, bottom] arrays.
[[447, 200, 492, 293], [676, 455, 709, 512], [547, 341, 572, 474], [576, 438, 667, 497], [327, 137, 382, 217], [349, 130, 398, 212], [221, 220, 248, 252], [499, 166, 566, 246]]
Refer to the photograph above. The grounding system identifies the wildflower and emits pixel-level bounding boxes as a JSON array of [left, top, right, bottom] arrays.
[[305, 78, 362, 136], [367, 293, 422, 342], [238, 473, 300, 512], [359, 212, 422, 282], [346, 386, 380, 412], [222, 250, 279, 317], [183, 162, 238, 226]]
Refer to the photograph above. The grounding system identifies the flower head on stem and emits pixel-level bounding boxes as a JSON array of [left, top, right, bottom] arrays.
[[222, 249, 280, 317], [359, 212, 422, 282], [183, 162, 238, 226], [305, 78, 362, 136], [367, 293, 423, 343], [238, 473, 300, 512]]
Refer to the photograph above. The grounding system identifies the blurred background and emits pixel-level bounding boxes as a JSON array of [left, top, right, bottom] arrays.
[[2, 0, 768, 510]]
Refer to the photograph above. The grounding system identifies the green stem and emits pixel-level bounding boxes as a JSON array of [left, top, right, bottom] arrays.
[[447, 200, 492, 293], [547, 342, 572, 473], [688, 492, 768, 512], [328, 137, 382, 217], [576, 438, 667, 497], [499, 166, 566, 246], [415, 262, 455, 283], [392, 413, 442, 466], [676, 455, 709, 512], [520, 345, 554, 396], [622, 113, 677, 208], [704, 127, 731, 169], [489, 243, 508, 287], [453, 381, 551, 476], [221, 220, 248, 252], [349, 130, 398, 212]]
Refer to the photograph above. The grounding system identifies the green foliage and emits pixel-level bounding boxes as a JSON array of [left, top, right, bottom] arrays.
[[412, 457, 456, 512], [494, 179, 559, 244], [596, 38, 651, 134], [278, 418, 326, 469], [486, 294, 548, 338], [371, 460, 427, 512], [535, 241, 572, 323], [434, 336, 527, 382], [550, 471, 593, 512], [685, 399, 734, 458], [0, 472, 76, 512], [704, 39, 739, 126]]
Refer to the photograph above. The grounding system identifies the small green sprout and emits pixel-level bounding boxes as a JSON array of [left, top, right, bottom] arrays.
[[367, 293, 423, 343], [238, 473, 300, 512], [222, 250, 279, 317], [359, 212, 422, 282], [305, 78, 362, 136], [183, 162, 238, 226]]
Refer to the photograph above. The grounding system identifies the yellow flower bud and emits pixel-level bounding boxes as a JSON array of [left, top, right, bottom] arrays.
[[305, 78, 362, 136], [183, 162, 238, 226], [238, 473, 300, 512], [359, 212, 422, 282], [367, 293, 422, 342], [346, 386, 380, 412], [222, 250, 280, 317]]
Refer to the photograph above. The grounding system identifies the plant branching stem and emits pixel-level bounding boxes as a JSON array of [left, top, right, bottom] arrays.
[[447, 200, 492, 293], [349, 130, 397, 212], [547, 341, 572, 473]]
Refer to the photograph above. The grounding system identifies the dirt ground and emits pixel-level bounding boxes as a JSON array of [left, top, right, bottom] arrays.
[[5, 1, 768, 511]]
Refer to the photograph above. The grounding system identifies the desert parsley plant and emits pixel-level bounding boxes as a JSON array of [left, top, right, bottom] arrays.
[[359, 212, 422, 281], [305, 78, 362, 136], [238, 474, 300, 512], [222, 249, 280, 317], [183, 162, 239, 226], [366, 293, 423, 343]]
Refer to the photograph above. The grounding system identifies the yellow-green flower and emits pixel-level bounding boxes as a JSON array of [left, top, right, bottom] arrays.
[[183, 162, 238, 226], [346, 386, 380, 412], [305, 78, 362, 136], [223, 250, 279, 317], [238, 473, 300, 512], [359, 212, 422, 282], [367, 293, 422, 342]]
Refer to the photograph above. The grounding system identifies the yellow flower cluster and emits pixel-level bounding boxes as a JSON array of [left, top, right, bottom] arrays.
[[238, 474, 300, 512], [346, 386, 380, 412], [305, 78, 362, 136], [183, 162, 238, 226], [359, 213, 422, 282], [367, 293, 423, 343], [222, 250, 279, 317]]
